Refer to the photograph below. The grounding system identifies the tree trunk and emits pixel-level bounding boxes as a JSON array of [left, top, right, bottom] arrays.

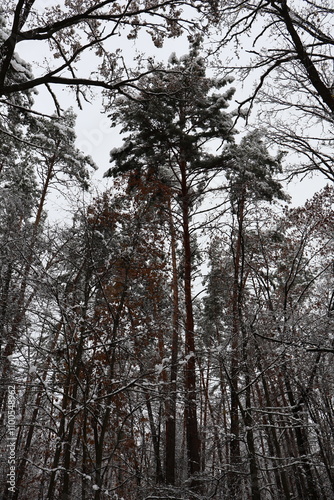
[[180, 158, 201, 490], [165, 202, 180, 485], [228, 193, 245, 497]]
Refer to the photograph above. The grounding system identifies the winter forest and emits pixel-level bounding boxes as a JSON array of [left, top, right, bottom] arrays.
[[0, 1, 334, 499]]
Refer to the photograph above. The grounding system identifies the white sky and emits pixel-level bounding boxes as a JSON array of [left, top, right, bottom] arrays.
[[15, 12, 329, 215]]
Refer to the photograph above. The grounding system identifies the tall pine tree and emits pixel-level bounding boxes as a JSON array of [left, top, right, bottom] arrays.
[[105, 47, 236, 492]]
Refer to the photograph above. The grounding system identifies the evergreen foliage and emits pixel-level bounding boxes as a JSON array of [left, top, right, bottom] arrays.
[[0, 3, 334, 500]]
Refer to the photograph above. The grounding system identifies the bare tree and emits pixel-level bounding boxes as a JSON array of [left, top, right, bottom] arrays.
[[214, 0, 334, 181], [0, 0, 209, 105]]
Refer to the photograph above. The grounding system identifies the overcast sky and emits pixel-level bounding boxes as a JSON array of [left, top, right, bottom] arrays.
[[16, 16, 329, 215]]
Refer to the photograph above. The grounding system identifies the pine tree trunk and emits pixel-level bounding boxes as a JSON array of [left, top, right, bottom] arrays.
[[228, 194, 244, 497], [165, 202, 180, 485], [180, 158, 201, 490]]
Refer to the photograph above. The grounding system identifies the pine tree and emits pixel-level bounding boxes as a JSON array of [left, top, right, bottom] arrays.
[[202, 130, 287, 498], [105, 47, 236, 493]]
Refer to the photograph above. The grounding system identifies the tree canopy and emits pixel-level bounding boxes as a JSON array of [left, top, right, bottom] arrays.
[[0, 2, 334, 500]]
